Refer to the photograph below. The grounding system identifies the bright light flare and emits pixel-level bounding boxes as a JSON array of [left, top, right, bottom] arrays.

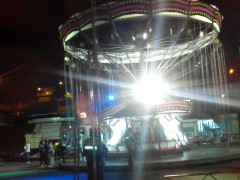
[[135, 51, 140, 57], [132, 74, 170, 105], [143, 32, 147, 39], [108, 94, 115, 101]]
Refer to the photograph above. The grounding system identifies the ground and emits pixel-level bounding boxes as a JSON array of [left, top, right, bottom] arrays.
[[1, 160, 240, 180]]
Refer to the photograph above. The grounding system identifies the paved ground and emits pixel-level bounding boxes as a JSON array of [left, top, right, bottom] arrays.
[[1, 160, 240, 180], [0, 160, 60, 173], [1, 143, 240, 179], [59, 143, 240, 171]]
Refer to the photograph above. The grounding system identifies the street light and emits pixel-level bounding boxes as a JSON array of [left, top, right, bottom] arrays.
[[229, 68, 234, 75]]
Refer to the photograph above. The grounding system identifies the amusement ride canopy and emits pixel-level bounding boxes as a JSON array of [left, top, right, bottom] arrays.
[[59, 0, 227, 119]]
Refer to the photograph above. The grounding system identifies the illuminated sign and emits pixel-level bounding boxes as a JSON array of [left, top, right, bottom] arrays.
[[156, 100, 192, 113]]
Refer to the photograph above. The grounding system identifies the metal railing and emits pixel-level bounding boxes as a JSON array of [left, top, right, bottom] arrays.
[[165, 171, 240, 180]]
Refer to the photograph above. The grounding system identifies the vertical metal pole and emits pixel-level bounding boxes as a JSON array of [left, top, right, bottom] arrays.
[[69, 60, 76, 180], [64, 62, 70, 131], [69, 62, 75, 123], [74, 62, 80, 180], [76, 63, 80, 180], [91, 0, 98, 179], [140, 50, 145, 77]]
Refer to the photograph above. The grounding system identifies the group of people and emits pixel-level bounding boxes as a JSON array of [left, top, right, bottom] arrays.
[[58, 131, 85, 163], [39, 139, 55, 167], [24, 127, 134, 179]]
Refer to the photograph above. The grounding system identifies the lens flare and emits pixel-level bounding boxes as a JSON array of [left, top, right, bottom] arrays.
[[133, 74, 170, 105]]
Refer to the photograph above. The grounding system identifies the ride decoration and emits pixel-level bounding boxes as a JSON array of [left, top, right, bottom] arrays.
[[59, 0, 223, 43], [156, 100, 192, 113]]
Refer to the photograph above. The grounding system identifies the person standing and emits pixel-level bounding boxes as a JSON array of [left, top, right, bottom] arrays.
[[79, 132, 84, 161], [106, 127, 112, 143], [39, 140, 45, 167], [49, 142, 55, 167], [61, 135, 68, 163], [134, 127, 141, 152], [24, 142, 31, 164], [44, 139, 51, 167], [124, 128, 135, 167], [83, 129, 105, 180]]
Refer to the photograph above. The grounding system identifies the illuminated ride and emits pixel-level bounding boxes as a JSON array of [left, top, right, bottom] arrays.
[[59, 0, 226, 158]]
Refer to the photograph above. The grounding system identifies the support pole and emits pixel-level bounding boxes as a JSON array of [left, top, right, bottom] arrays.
[[91, 0, 104, 179]]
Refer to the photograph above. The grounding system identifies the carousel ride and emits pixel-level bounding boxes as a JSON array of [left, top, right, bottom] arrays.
[[59, 0, 226, 158]]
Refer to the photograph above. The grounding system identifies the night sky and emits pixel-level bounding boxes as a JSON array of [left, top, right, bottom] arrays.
[[0, 0, 239, 105]]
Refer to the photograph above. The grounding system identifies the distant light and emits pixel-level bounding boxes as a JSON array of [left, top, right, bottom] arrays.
[[198, 62, 201, 64], [135, 51, 140, 57], [80, 112, 87, 119], [69, 126, 72, 129], [38, 87, 41, 91], [199, 31, 204, 37], [59, 81, 63, 85], [143, 32, 147, 39], [85, 146, 97, 150], [147, 43, 151, 49], [214, 39, 219, 44], [132, 36, 136, 41], [80, 42, 85, 48], [108, 95, 115, 101], [229, 69, 234, 74], [149, 28, 152, 32], [66, 91, 72, 98], [64, 56, 70, 62], [221, 94, 225, 98], [71, 62, 76, 69]]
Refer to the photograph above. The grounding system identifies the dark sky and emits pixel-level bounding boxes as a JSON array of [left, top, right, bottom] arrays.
[[0, 0, 239, 105]]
